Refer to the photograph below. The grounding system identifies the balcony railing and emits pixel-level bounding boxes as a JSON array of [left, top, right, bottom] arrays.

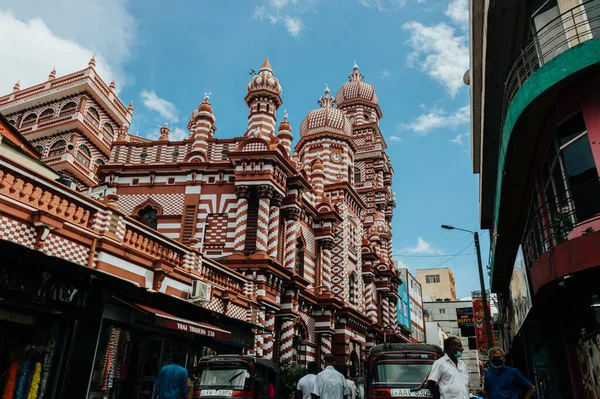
[[522, 177, 600, 267], [504, 0, 600, 109]]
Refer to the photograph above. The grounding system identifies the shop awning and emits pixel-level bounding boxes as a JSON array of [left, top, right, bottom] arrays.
[[135, 304, 231, 341]]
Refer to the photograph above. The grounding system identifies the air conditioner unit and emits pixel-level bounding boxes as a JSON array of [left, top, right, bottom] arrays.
[[189, 280, 211, 303]]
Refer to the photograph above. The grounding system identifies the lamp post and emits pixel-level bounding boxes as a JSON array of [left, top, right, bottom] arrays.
[[441, 225, 494, 352]]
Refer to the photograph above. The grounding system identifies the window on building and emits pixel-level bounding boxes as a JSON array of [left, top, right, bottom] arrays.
[[103, 123, 115, 138], [426, 275, 441, 284], [95, 158, 105, 166], [138, 205, 158, 230], [349, 273, 357, 305], [354, 167, 362, 184], [439, 309, 446, 314], [295, 237, 305, 276], [8, 120, 16, 125], [59, 102, 77, 116], [77, 145, 91, 166], [48, 140, 67, 157], [87, 107, 100, 126], [34, 145, 44, 155], [38, 108, 54, 123], [21, 113, 37, 128]]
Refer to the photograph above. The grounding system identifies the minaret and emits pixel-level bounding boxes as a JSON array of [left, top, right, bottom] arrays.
[[277, 110, 292, 155], [244, 59, 282, 140], [187, 92, 216, 162]]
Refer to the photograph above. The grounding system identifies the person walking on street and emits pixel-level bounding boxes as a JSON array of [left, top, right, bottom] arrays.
[[313, 354, 349, 399], [483, 347, 536, 399], [344, 368, 357, 399], [427, 337, 470, 399], [297, 362, 318, 399], [154, 354, 189, 399]]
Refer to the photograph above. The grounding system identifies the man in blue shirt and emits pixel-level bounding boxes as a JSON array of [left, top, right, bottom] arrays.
[[484, 347, 535, 399], [154, 354, 189, 399]]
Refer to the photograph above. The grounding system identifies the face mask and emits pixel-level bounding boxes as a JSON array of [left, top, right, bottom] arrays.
[[455, 351, 463, 359], [491, 358, 504, 368]]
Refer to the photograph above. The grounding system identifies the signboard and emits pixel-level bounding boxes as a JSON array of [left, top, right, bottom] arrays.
[[473, 297, 491, 358], [509, 246, 532, 338], [456, 307, 475, 337]]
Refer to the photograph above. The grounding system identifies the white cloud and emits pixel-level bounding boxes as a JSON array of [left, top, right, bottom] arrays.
[[140, 90, 179, 122], [171, 127, 189, 141], [381, 69, 391, 79], [403, 21, 469, 97], [402, 105, 469, 135], [358, 0, 407, 11], [389, 136, 403, 142], [394, 259, 410, 270], [252, 1, 306, 37], [449, 132, 470, 154], [445, 0, 469, 27], [401, 237, 443, 255], [0, 0, 135, 93], [284, 16, 304, 36]]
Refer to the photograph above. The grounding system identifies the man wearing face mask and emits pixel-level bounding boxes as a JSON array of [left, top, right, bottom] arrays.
[[427, 337, 470, 399], [483, 347, 536, 399]]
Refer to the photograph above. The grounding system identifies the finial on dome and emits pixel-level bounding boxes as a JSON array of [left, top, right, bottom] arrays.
[[109, 80, 116, 91], [349, 61, 364, 82], [13, 81, 20, 92], [203, 91, 211, 102], [260, 58, 272, 72], [88, 55, 96, 68], [127, 101, 134, 114], [318, 84, 334, 108], [49, 69, 56, 80], [283, 109, 288, 121]]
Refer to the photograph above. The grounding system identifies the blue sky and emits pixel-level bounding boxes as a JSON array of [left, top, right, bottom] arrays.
[[0, 0, 488, 298]]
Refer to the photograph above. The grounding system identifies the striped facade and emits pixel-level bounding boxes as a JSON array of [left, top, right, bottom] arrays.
[[0, 59, 404, 376]]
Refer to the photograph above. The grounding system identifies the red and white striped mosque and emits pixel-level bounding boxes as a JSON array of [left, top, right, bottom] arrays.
[[0, 57, 402, 376]]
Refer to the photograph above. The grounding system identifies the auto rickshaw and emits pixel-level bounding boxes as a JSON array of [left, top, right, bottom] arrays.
[[193, 355, 279, 398]]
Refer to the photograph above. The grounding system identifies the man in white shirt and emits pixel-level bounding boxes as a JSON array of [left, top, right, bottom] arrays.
[[313, 354, 349, 399], [297, 362, 318, 399], [427, 337, 470, 399], [344, 370, 357, 399]]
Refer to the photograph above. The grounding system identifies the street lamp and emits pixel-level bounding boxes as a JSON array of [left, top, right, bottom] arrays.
[[441, 224, 494, 352]]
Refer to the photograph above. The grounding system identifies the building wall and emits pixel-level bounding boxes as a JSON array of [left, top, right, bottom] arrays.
[[416, 268, 457, 302], [399, 268, 424, 342], [425, 321, 448, 348]]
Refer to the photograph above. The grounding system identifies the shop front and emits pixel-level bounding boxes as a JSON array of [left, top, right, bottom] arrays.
[[87, 298, 253, 399]]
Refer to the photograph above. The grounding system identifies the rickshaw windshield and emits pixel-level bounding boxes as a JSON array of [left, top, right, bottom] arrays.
[[373, 363, 432, 385], [197, 363, 252, 390]]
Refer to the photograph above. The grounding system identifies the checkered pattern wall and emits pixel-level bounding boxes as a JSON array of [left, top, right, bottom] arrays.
[[203, 214, 228, 248], [42, 234, 90, 266], [117, 194, 185, 216], [0, 216, 36, 248]]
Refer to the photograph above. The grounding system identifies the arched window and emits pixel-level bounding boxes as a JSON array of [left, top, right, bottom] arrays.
[[349, 273, 357, 304], [77, 144, 91, 166], [21, 113, 37, 128], [49, 140, 67, 156], [38, 108, 54, 122], [59, 102, 77, 116], [364, 113, 370, 121], [95, 158, 105, 166], [34, 145, 44, 155], [291, 323, 307, 365], [295, 237, 305, 276], [87, 107, 100, 126], [349, 351, 360, 378], [8, 120, 16, 126], [138, 205, 158, 229], [103, 123, 114, 137]]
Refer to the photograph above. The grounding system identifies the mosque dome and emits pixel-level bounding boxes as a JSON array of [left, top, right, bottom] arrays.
[[299, 85, 352, 138], [335, 62, 378, 108]]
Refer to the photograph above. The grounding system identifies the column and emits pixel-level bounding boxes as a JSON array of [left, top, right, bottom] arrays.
[[364, 276, 378, 323], [233, 186, 251, 252], [267, 193, 283, 259], [319, 333, 333, 363], [382, 294, 390, 327], [256, 185, 273, 253], [279, 317, 295, 363], [320, 239, 333, 287], [253, 307, 266, 357], [283, 208, 300, 270], [263, 311, 276, 360]]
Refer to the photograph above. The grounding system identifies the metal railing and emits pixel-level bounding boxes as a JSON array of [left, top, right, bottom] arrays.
[[522, 177, 600, 267], [504, 0, 600, 108]]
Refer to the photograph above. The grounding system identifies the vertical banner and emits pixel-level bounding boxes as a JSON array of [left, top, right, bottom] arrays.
[[472, 297, 491, 358]]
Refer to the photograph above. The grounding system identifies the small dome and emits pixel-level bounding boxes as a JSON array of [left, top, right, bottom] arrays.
[[199, 92, 213, 113], [300, 85, 352, 138], [246, 59, 282, 101], [335, 62, 378, 107], [369, 211, 390, 239], [278, 110, 292, 132]]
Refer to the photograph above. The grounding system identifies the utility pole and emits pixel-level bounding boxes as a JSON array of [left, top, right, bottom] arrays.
[[474, 232, 494, 351]]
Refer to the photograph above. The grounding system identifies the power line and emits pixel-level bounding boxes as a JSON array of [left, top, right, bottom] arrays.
[[393, 253, 474, 258]]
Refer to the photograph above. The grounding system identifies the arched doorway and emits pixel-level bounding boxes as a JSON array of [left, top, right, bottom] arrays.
[[350, 350, 360, 378], [291, 321, 308, 365]]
